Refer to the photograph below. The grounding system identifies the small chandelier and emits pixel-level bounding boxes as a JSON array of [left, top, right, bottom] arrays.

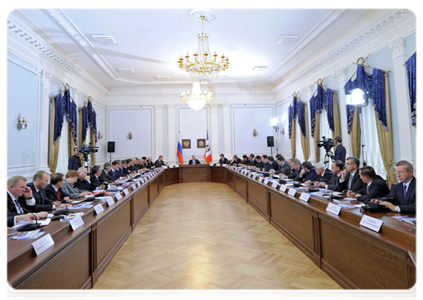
[[181, 81, 212, 111], [178, 14, 229, 82]]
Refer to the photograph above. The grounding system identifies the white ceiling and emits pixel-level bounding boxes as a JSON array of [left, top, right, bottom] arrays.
[[10, 9, 389, 92]]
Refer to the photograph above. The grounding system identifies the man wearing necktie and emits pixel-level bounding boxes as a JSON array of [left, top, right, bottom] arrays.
[[338, 156, 364, 193], [346, 166, 390, 202], [372, 160, 416, 213], [316, 160, 344, 190], [7, 176, 48, 227]]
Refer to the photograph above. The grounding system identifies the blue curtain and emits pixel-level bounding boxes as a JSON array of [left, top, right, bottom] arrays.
[[406, 52, 416, 126], [81, 105, 89, 143], [372, 68, 388, 129], [53, 93, 66, 142], [310, 85, 336, 137], [64, 89, 78, 143], [297, 100, 306, 137], [87, 101, 97, 142], [288, 96, 297, 139], [344, 64, 387, 132]]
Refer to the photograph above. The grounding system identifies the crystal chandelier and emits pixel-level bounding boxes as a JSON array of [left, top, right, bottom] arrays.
[[180, 81, 212, 111], [178, 15, 229, 82]]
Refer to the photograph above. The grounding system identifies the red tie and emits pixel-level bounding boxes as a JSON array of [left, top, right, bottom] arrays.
[[57, 190, 60, 200]]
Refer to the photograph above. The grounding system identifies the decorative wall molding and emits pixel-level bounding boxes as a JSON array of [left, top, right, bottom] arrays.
[[269, 9, 346, 82], [274, 9, 415, 100], [7, 14, 109, 103]]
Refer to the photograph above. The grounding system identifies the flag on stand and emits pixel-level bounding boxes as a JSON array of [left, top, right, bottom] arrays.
[[177, 134, 183, 165], [204, 131, 212, 164]]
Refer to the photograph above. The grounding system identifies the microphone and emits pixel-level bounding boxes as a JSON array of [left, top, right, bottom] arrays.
[[17, 207, 41, 232]]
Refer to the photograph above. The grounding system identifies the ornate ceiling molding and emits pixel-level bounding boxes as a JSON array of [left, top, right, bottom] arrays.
[[273, 9, 415, 98], [7, 14, 109, 97], [269, 9, 346, 82]]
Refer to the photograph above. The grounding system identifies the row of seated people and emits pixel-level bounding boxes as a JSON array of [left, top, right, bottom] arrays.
[[7, 157, 166, 228], [224, 154, 415, 214]]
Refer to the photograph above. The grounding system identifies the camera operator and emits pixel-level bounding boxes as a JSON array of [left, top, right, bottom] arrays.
[[327, 136, 346, 164], [68, 147, 82, 171]]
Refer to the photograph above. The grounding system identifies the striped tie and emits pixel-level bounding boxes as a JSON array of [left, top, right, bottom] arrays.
[[14, 199, 24, 214]]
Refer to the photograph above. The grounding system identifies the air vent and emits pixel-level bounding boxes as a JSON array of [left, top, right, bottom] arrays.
[[155, 76, 170, 81], [252, 66, 268, 71], [276, 35, 298, 45], [91, 35, 117, 45], [117, 68, 135, 74]]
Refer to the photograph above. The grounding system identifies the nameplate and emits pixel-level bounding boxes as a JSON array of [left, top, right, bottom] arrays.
[[32, 233, 54, 256], [70, 215, 84, 231], [299, 193, 310, 202], [288, 188, 297, 197], [123, 188, 129, 196], [326, 203, 342, 216], [163, 166, 168, 169], [263, 178, 269, 185], [136, 181, 141, 187], [360, 215, 383, 232], [215, 164, 220, 167], [279, 185, 287, 192], [250, 173, 255, 178], [272, 181, 278, 188], [106, 197, 115, 207], [174, 165, 179, 168], [223, 164, 228, 167], [115, 192, 122, 201], [94, 203, 104, 215], [131, 184, 137, 190]]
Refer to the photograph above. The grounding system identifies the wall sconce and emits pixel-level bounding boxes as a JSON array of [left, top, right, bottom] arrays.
[[97, 131, 103, 140], [127, 132, 133, 140], [17, 114, 28, 131], [252, 129, 258, 137], [280, 126, 285, 135]]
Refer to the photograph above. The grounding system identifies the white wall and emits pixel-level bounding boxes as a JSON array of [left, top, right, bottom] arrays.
[[108, 107, 154, 161], [177, 107, 208, 162], [232, 105, 274, 156]]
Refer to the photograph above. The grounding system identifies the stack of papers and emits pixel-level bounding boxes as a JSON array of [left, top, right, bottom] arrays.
[[9, 229, 45, 240]]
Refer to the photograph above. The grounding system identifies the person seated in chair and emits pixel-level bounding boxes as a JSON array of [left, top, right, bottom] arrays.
[[45, 173, 72, 203], [307, 162, 332, 185], [371, 160, 416, 213], [296, 161, 318, 182], [154, 155, 166, 167], [189, 155, 201, 165], [219, 154, 229, 164], [346, 166, 390, 202], [230, 155, 241, 166], [338, 156, 364, 193]]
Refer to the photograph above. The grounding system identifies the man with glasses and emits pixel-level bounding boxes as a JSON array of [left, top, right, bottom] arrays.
[[338, 156, 364, 193]]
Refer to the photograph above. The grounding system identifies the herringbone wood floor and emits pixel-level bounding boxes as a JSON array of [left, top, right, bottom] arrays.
[[93, 182, 341, 289]]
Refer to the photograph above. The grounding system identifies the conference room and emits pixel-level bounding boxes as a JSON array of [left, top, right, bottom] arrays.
[[5, 5, 417, 297]]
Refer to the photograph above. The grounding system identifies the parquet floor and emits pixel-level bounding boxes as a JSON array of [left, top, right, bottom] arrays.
[[93, 182, 341, 289]]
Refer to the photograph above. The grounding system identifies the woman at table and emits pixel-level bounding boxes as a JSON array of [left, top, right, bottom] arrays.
[[61, 170, 92, 199]]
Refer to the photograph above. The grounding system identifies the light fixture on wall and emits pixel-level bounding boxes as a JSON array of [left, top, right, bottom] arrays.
[[17, 113, 28, 131], [97, 131, 103, 140], [345, 88, 369, 107], [127, 132, 133, 140], [252, 129, 258, 137], [178, 11, 229, 83], [181, 81, 212, 111]]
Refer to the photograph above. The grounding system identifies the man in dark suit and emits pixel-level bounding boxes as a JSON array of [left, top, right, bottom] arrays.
[[247, 154, 256, 166], [347, 166, 390, 202], [285, 158, 302, 179], [254, 155, 264, 170], [328, 136, 346, 164], [145, 157, 154, 169], [26, 171, 67, 212], [317, 160, 344, 190], [154, 155, 166, 167], [372, 160, 416, 213], [296, 161, 318, 182], [109, 161, 121, 180], [68, 147, 82, 171], [7, 175, 48, 226], [310, 162, 333, 184], [268, 156, 278, 171], [89, 165, 106, 190], [338, 156, 364, 193], [219, 154, 229, 164], [189, 155, 201, 165], [45, 173, 72, 203], [262, 155, 272, 172], [230, 155, 241, 166], [240, 155, 248, 165], [100, 162, 116, 183], [276, 156, 291, 175]]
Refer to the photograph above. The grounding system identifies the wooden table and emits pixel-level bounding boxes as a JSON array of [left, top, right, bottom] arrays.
[[7, 165, 416, 289]]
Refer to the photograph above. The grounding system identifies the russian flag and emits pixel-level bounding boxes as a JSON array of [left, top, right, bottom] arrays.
[[177, 136, 183, 165], [204, 131, 212, 164]]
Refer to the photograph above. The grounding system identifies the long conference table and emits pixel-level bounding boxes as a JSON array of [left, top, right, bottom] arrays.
[[7, 165, 416, 289]]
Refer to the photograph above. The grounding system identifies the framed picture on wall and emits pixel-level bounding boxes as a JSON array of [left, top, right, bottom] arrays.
[[197, 139, 206, 148], [182, 139, 191, 149]]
